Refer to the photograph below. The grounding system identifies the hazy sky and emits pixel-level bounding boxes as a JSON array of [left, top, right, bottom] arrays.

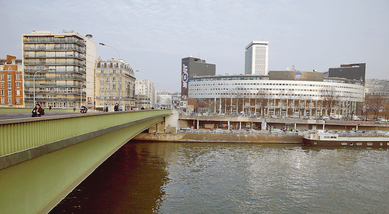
[[1, 0, 388, 91]]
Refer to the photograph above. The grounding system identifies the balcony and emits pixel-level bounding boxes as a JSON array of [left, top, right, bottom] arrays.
[[23, 38, 86, 46], [23, 46, 86, 53], [24, 76, 86, 82], [25, 97, 85, 102], [24, 83, 85, 88], [24, 54, 86, 60], [24, 69, 86, 75], [25, 90, 86, 95], [24, 61, 86, 67]]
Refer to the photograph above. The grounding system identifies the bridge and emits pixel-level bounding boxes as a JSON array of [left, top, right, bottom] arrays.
[[0, 110, 171, 214]]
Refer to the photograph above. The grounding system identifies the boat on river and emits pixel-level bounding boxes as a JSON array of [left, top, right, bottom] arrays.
[[303, 131, 389, 147]]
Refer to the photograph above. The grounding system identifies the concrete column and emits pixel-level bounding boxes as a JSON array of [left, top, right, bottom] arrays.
[[214, 97, 216, 113], [294, 123, 297, 130], [197, 120, 199, 129], [239, 122, 241, 130], [219, 97, 222, 113], [261, 120, 267, 130], [228, 121, 230, 130]]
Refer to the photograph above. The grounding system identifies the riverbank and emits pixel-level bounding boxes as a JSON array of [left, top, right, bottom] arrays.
[[133, 132, 303, 144]]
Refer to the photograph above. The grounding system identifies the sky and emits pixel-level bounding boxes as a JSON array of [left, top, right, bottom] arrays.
[[1, 0, 389, 92]]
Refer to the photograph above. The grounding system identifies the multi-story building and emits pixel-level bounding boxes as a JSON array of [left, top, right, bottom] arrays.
[[365, 79, 389, 95], [181, 57, 215, 99], [327, 63, 366, 83], [135, 79, 156, 108], [22, 30, 96, 108], [245, 41, 269, 75], [172, 92, 181, 109], [0, 55, 24, 107], [156, 90, 172, 109], [188, 70, 365, 117], [95, 58, 136, 110]]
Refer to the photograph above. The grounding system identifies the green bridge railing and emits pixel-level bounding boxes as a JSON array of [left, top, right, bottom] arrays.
[[0, 110, 171, 157]]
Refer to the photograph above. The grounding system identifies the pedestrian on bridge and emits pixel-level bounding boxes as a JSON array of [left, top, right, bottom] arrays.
[[31, 104, 45, 117], [114, 103, 119, 112]]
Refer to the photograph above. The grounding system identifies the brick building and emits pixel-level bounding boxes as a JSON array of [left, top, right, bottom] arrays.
[[0, 55, 24, 107]]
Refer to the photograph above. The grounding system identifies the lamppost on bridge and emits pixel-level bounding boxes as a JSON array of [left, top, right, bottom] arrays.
[[33, 69, 42, 107], [99, 42, 122, 107]]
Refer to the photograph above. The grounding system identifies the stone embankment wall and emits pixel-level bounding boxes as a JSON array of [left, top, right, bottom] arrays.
[[133, 133, 303, 144]]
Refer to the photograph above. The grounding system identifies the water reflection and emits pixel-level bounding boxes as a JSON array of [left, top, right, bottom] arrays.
[[51, 142, 389, 214], [50, 142, 181, 214]]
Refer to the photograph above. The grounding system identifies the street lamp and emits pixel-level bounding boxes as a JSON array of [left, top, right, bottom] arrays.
[[135, 69, 149, 79], [99, 42, 121, 107], [33, 70, 41, 106]]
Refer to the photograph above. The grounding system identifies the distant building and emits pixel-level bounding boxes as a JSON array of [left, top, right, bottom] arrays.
[[0, 55, 23, 107], [245, 41, 269, 75], [171, 92, 181, 108], [328, 63, 366, 83], [135, 79, 156, 108], [365, 79, 389, 95], [135, 94, 150, 109], [156, 90, 172, 109], [22, 30, 96, 108], [95, 58, 136, 110], [181, 57, 215, 99]]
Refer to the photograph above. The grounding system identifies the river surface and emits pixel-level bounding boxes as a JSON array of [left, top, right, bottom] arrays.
[[50, 142, 389, 214]]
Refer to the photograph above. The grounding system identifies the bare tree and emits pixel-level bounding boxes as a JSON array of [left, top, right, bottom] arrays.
[[255, 89, 269, 116], [365, 95, 387, 119], [320, 86, 339, 116]]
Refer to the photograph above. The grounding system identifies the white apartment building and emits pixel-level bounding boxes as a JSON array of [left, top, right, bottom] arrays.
[[245, 41, 269, 75], [22, 30, 96, 108], [95, 58, 136, 110], [156, 90, 172, 109], [135, 79, 156, 108]]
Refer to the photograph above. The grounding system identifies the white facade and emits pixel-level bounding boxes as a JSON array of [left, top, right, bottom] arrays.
[[245, 41, 269, 75], [95, 58, 136, 110], [135, 79, 156, 108], [188, 74, 364, 117], [156, 90, 172, 108]]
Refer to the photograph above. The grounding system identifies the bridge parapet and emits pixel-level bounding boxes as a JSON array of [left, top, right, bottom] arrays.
[[0, 110, 171, 168]]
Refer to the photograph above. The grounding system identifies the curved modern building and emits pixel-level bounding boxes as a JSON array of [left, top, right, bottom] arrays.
[[188, 70, 365, 117]]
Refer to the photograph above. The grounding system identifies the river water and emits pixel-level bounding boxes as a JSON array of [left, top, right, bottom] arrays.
[[50, 142, 389, 214]]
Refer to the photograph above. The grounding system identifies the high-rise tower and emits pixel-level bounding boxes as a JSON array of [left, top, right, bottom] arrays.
[[244, 41, 269, 75]]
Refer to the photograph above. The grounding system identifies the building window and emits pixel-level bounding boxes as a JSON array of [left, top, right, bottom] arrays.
[[0, 74, 3, 80], [0, 82, 3, 88], [8, 90, 12, 96], [8, 67, 12, 71], [113, 70, 116, 75], [16, 90, 20, 96], [16, 82, 20, 88], [0, 97, 4, 104], [8, 82, 11, 88], [112, 84, 116, 89], [101, 70, 104, 75], [16, 98, 20, 104], [8, 74, 11, 81], [0, 90, 3, 95], [112, 77, 116, 82], [8, 98, 11, 104], [16, 75, 20, 80], [106, 77, 110, 82]]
